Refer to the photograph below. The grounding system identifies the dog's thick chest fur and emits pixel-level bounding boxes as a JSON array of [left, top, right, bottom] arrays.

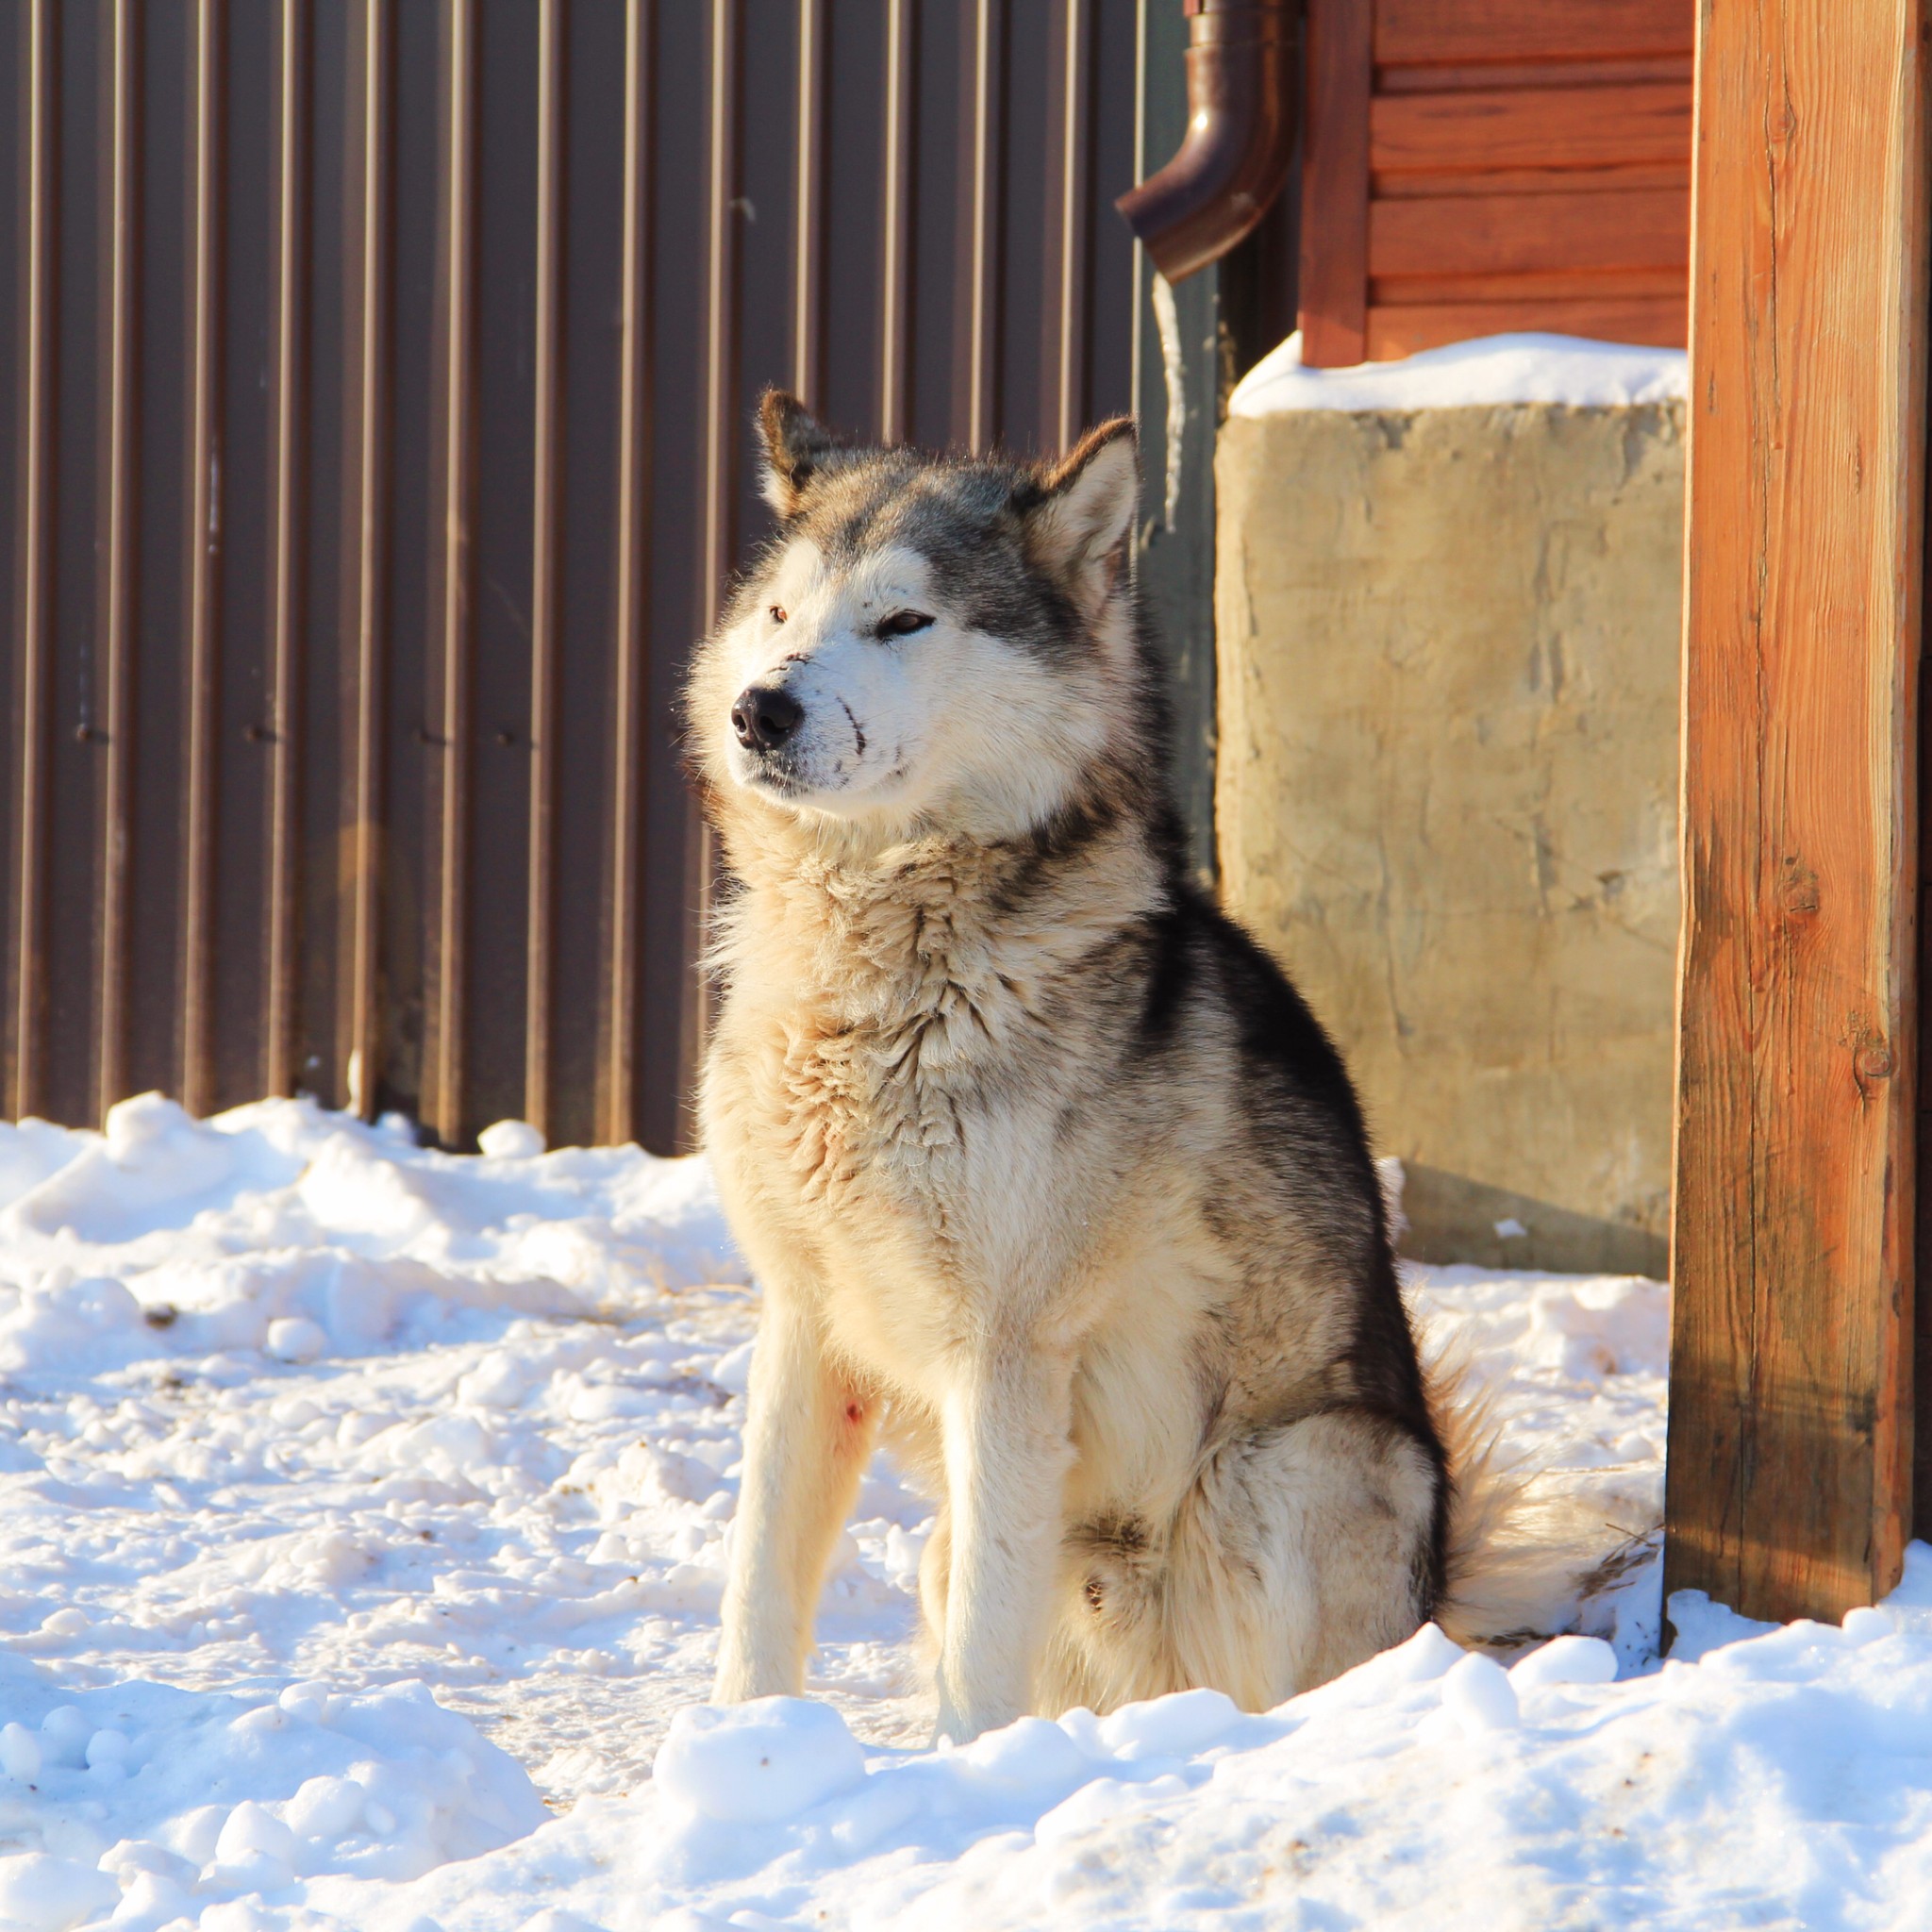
[[706, 841, 1131, 1382], [764, 872, 1014, 1191]]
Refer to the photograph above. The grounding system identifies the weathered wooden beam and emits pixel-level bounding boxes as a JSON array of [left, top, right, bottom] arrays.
[[1666, 0, 1930, 1624]]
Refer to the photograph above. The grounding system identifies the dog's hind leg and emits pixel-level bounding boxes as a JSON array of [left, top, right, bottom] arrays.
[[1166, 1408, 1441, 1707], [1051, 1408, 1441, 1715], [714, 1288, 877, 1702]]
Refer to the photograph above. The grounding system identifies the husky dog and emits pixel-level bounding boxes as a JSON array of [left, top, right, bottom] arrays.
[[690, 394, 1491, 1743]]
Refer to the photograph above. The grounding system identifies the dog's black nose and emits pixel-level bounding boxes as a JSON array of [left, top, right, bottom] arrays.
[[731, 685, 804, 752]]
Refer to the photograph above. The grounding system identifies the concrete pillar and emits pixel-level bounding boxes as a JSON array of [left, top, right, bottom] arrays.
[[1214, 402, 1685, 1275]]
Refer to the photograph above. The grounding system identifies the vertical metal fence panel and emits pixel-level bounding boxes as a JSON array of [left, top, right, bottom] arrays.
[[207, 0, 276, 1117], [998, 6, 1052, 449], [602, 0, 653, 1151], [4, 0, 1180, 1152], [1086, 0, 1140, 429], [422, 0, 474, 1142], [263, 0, 308, 1108], [820, 6, 886, 439], [791, 0, 825, 406], [4, 5, 45, 1122], [555, 0, 631, 1158], [1049, 0, 1088, 452], [960, 0, 1001, 454], [738, 14, 798, 491], [129, 0, 194, 1113], [523, 0, 563, 1143], [291, 0, 346, 1115], [907, 0, 965, 450], [463, 0, 540, 1141], [333, 0, 391, 1122], [40, 0, 101, 1132], [639, 0, 707, 1155], [100, 0, 146, 1121], [877, 0, 912, 442], [689, 0, 738, 1079], [379, 0, 441, 1125], [0, 11, 18, 1113], [178, 0, 222, 1117]]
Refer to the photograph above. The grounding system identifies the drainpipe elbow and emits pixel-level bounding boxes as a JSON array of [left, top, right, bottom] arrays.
[[1116, 0, 1299, 285]]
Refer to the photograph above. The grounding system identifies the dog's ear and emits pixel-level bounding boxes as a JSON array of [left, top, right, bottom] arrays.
[[758, 390, 838, 516], [1024, 418, 1140, 612]]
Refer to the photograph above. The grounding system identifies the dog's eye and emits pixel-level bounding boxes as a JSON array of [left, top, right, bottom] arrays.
[[875, 610, 933, 639], [768, 605, 788, 625]]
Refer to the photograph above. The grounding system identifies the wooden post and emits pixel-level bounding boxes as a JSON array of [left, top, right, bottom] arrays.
[[1667, 0, 1930, 1624]]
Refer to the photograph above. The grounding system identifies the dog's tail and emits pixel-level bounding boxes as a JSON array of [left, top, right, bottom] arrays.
[[1424, 1345, 1633, 1653], [1426, 1347, 1547, 1650]]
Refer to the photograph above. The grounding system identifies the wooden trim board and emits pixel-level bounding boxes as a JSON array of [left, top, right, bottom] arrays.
[[1299, 0, 1373, 366]]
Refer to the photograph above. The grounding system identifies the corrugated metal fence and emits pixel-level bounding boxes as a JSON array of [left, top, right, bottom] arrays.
[[0, 0, 1230, 1154]]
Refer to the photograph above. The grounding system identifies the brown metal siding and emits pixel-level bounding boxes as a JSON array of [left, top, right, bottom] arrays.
[[3, 0, 1152, 1155]]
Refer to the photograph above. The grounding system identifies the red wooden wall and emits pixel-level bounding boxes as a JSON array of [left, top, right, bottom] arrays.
[[1299, 0, 1693, 366]]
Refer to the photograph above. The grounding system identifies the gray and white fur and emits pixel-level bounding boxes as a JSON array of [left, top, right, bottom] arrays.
[[689, 393, 1507, 1742]]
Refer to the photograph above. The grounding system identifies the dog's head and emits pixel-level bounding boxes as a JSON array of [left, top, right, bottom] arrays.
[[688, 391, 1145, 844]]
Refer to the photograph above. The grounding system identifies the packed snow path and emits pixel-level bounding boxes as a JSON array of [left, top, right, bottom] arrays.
[[0, 1095, 1923, 1931]]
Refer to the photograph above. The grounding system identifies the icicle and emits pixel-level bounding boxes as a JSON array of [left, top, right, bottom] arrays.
[[1151, 272, 1187, 532]]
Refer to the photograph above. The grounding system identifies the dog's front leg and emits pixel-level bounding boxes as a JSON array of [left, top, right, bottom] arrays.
[[935, 1346, 1075, 1741], [714, 1290, 875, 1702]]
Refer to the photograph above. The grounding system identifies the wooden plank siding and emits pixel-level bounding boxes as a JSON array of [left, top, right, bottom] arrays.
[[1667, 0, 1930, 1621], [1374, 0, 1692, 66], [1370, 85, 1690, 178], [1369, 189, 1689, 279], [1299, 0, 1694, 365]]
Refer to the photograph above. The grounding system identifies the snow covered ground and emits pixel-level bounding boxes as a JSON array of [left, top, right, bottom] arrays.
[[0, 1095, 1925, 1931]]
